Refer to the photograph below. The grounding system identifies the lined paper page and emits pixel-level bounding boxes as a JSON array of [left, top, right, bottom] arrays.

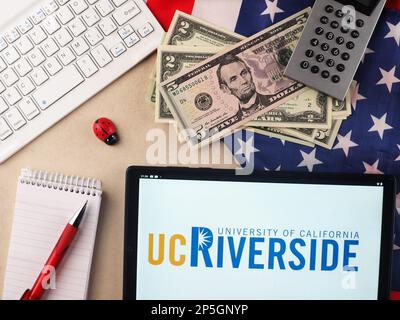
[[2, 178, 101, 300]]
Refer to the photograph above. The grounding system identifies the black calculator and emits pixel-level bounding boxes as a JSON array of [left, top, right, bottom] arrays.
[[284, 0, 386, 101]]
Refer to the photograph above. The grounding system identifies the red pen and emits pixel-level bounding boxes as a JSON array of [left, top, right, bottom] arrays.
[[20, 201, 88, 300]]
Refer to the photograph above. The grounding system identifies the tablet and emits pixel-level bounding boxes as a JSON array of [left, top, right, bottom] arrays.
[[124, 166, 395, 300]]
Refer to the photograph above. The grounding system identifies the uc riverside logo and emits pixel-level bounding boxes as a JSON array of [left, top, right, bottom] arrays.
[[148, 227, 359, 271]]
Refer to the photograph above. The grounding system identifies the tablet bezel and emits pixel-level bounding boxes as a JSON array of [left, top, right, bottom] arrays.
[[124, 166, 395, 300]]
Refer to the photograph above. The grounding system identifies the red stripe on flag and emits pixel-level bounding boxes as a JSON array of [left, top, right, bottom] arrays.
[[146, 0, 196, 31], [391, 290, 400, 300], [386, 0, 400, 10]]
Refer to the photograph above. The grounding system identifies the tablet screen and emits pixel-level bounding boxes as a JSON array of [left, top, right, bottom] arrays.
[[133, 175, 387, 300]]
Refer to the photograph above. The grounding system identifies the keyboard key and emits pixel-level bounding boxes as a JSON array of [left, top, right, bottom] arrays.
[[331, 75, 340, 83], [31, 8, 46, 25], [98, 17, 117, 36], [138, 23, 154, 38], [336, 36, 344, 45], [29, 26, 47, 45], [91, 45, 112, 67], [27, 48, 46, 66], [15, 36, 34, 55], [124, 33, 140, 47], [321, 70, 330, 79], [346, 41, 355, 50], [71, 37, 90, 56], [336, 64, 345, 72], [305, 49, 314, 58], [3, 46, 20, 64], [310, 38, 319, 46], [325, 32, 334, 40], [0, 117, 13, 140], [113, 1, 141, 26], [5, 107, 26, 130], [58, 47, 76, 65], [32, 65, 85, 109], [85, 27, 104, 45], [118, 24, 134, 39], [43, 16, 61, 35], [82, 8, 101, 27], [30, 67, 49, 85], [57, 0, 71, 4], [4, 29, 20, 43], [77, 55, 98, 77], [0, 38, 7, 51], [316, 54, 324, 62], [0, 57, 7, 72], [41, 38, 59, 56], [43, 0, 59, 15], [57, 6, 75, 24], [320, 16, 329, 24], [110, 42, 126, 57], [54, 28, 73, 47], [356, 19, 364, 28], [311, 65, 319, 73], [315, 27, 324, 35], [17, 78, 36, 95], [341, 52, 350, 61], [335, 10, 344, 18], [331, 47, 340, 56], [0, 81, 5, 94], [0, 97, 9, 113], [300, 61, 309, 69], [320, 43, 329, 51], [96, 0, 115, 17], [70, 0, 89, 15], [68, 18, 87, 36], [1, 69, 19, 87], [19, 98, 40, 120], [330, 21, 339, 29], [44, 57, 63, 75], [326, 59, 335, 67], [351, 30, 359, 38], [4, 87, 22, 106], [15, 59, 33, 77], [17, 19, 34, 34], [325, 5, 334, 13], [112, 0, 127, 6]]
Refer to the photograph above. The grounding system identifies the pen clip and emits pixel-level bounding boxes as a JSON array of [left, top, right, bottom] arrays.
[[20, 289, 32, 300]]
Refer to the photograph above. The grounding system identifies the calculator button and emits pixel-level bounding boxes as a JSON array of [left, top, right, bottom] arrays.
[[330, 21, 339, 29], [320, 16, 329, 24], [315, 27, 324, 35], [336, 64, 345, 72], [326, 59, 335, 67], [325, 5, 334, 13], [331, 47, 340, 56], [311, 65, 319, 73], [310, 38, 319, 46], [346, 41, 355, 49], [336, 36, 344, 45], [332, 75, 340, 83], [335, 10, 344, 18], [305, 49, 314, 57], [356, 19, 364, 28], [316, 54, 324, 62], [321, 43, 329, 51], [351, 30, 359, 38], [300, 61, 310, 69], [341, 26, 349, 33], [326, 32, 334, 40], [341, 52, 350, 61], [321, 70, 330, 79]]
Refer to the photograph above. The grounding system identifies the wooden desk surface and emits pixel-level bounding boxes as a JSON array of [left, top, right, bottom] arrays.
[[0, 54, 236, 300]]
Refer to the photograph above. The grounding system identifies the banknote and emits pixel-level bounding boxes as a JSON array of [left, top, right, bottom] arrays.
[[313, 120, 343, 149], [281, 127, 315, 143], [248, 127, 315, 147], [155, 12, 245, 122], [160, 8, 310, 148], [247, 88, 332, 129], [164, 10, 245, 47], [156, 46, 221, 123], [332, 82, 354, 119], [146, 68, 157, 106]]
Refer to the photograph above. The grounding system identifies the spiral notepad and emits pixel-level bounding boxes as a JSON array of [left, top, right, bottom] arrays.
[[2, 168, 102, 300]]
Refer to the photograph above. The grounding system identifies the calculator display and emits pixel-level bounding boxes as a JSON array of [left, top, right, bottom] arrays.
[[335, 0, 380, 15]]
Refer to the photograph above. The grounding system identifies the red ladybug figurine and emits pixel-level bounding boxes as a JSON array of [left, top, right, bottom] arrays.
[[93, 117, 119, 145]]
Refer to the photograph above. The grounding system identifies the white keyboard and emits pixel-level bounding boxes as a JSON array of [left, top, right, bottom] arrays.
[[0, 0, 163, 163]]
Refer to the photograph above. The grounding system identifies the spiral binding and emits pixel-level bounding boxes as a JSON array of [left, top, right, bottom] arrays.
[[19, 168, 102, 196]]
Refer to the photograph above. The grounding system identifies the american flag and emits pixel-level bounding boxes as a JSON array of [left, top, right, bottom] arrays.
[[147, 0, 400, 297]]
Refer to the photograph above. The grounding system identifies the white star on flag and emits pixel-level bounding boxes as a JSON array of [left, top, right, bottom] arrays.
[[261, 0, 284, 23], [264, 165, 281, 171], [396, 145, 400, 161], [368, 113, 393, 139], [363, 159, 383, 174], [361, 47, 374, 63], [384, 21, 400, 46], [297, 149, 322, 172], [235, 136, 259, 163], [376, 66, 400, 93], [351, 83, 366, 110], [333, 131, 358, 157]]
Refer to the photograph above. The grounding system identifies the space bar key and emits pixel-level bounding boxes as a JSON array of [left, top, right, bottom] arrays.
[[32, 66, 85, 110]]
